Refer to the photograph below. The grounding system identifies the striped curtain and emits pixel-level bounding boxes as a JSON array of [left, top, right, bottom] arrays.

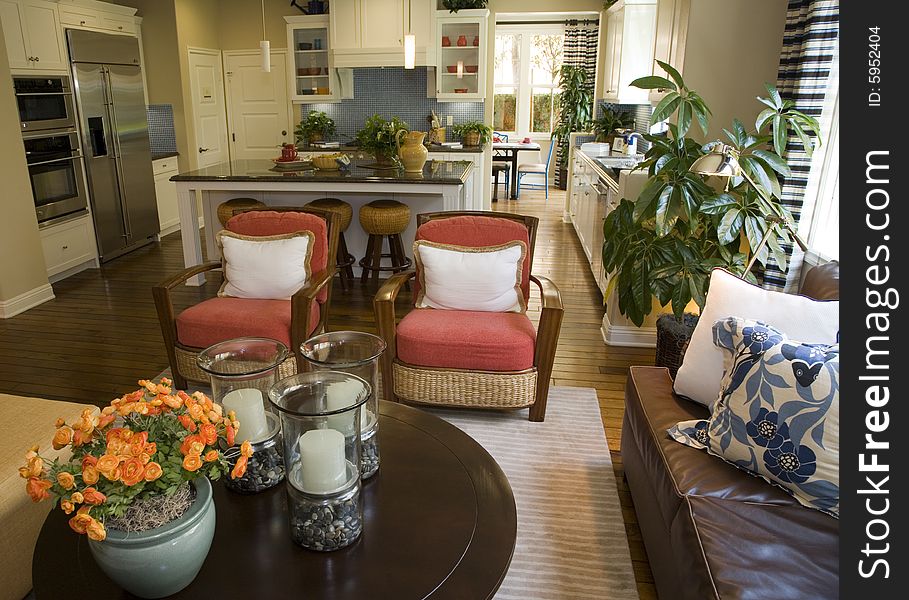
[[761, 0, 839, 291], [556, 21, 598, 187]]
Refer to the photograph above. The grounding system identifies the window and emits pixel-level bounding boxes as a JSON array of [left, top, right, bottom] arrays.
[[493, 25, 564, 137]]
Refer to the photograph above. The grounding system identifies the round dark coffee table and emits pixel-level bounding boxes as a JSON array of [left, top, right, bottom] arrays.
[[32, 401, 516, 599]]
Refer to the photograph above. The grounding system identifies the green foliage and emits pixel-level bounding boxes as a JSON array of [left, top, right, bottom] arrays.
[[294, 110, 335, 143], [591, 106, 634, 141], [601, 62, 822, 326], [451, 120, 492, 145], [355, 114, 410, 157], [551, 65, 593, 168], [442, 0, 487, 12]]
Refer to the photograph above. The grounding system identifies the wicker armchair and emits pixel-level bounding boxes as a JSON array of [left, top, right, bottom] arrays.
[[374, 211, 563, 421], [153, 207, 340, 389]]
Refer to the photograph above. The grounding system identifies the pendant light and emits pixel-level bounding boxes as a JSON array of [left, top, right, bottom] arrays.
[[260, 0, 271, 72], [403, 1, 415, 69]]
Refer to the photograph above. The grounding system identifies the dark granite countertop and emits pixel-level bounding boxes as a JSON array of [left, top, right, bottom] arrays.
[[171, 158, 473, 184], [151, 151, 179, 161], [299, 143, 485, 154]]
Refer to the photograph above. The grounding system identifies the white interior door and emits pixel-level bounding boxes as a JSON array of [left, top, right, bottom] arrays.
[[224, 50, 294, 160], [188, 48, 229, 168]]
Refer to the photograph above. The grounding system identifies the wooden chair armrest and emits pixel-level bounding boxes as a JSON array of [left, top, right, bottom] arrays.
[[531, 275, 563, 313], [374, 270, 416, 403], [531, 274, 564, 418], [290, 267, 336, 354], [292, 267, 335, 303], [375, 270, 416, 305], [154, 262, 222, 291]]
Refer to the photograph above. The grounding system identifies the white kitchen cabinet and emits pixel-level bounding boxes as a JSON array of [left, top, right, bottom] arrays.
[[432, 8, 488, 101], [58, 0, 139, 35], [0, 0, 67, 72], [153, 157, 180, 235], [40, 214, 98, 279], [649, 0, 690, 103], [330, 0, 434, 67], [361, 0, 404, 50], [601, 0, 656, 104], [286, 15, 355, 103]]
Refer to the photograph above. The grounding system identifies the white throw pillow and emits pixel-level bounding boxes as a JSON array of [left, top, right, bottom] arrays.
[[413, 240, 527, 313], [674, 268, 839, 407], [217, 230, 314, 300]]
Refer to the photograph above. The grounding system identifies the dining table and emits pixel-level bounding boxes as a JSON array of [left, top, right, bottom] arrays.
[[492, 141, 543, 199]]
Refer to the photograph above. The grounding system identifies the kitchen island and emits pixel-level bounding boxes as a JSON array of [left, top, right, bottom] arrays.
[[171, 158, 476, 285]]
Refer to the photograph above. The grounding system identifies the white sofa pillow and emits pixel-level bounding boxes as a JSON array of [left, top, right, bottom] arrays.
[[413, 240, 527, 313], [674, 268, 839, 408], [217, 230, 314, 300]]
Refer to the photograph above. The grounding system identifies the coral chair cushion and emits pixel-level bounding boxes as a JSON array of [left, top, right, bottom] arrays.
[[226, 211, 330, 303], [415, 216, 532, 302], [396, 308, 536, 371], [175, 297, 320, 349]]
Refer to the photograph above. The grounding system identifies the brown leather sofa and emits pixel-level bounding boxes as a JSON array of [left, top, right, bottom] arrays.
[[622, 263, 839, 600]]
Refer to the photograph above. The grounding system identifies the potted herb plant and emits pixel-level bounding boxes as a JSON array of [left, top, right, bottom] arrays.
[[442, 0, 488, 12], [20, 377, 253, 598], [592, 105, 635, 145], [355, 114, 410, 166], [551, 65, 593, 190], [295, 110, 336, 146], [451, 120, 492, 147], [601, 61, 820, 366]]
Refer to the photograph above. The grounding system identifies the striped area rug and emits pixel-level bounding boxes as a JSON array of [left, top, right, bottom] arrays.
[[429, 387, 638, 600]]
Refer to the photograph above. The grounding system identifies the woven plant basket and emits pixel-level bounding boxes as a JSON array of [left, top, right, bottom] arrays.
[[654, 313, 699, 379], [462, 131, 480, 146]]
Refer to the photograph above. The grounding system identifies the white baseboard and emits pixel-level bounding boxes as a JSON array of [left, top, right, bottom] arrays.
[[562, 210, 572, 223], [159, 222, 181, 238], [48, 259, 98, 284], [0, 283, 55, 319], [601, 312, 657, 348]]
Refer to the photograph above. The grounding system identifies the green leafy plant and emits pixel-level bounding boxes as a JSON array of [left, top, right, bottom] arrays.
[[442, 0, 488, 13], [295, 110, 336, 145], [551, 65, 593, 174], [591, 106, 635, 142], [355, 114, 410, 160], [451, 120, 492, 145], [601, 61, 821, 326]]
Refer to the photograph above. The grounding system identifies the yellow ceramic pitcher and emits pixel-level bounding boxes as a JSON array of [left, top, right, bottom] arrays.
[[396, 130, 429, 173]]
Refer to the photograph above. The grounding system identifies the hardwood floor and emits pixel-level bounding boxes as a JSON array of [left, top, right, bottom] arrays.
[[0, 187, 656, 599]]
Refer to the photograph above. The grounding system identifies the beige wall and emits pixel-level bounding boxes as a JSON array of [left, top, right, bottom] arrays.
[[0, 29, 51, 307], [681, 0, 788, 142], [218, 0, 301, 51]]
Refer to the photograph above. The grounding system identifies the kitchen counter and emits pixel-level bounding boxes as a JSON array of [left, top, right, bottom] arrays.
[[576, 149, 645, 191], [299, 143, 486, 154], [171, 158, 473, 185], [151, 151, 179, 161]]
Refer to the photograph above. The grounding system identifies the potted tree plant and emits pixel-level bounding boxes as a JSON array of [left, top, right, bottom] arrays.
[[551, 65, 593, 190], [451, 121, 492, 147], [442, 0, 488, 12], [591, 106, 635, 145], [295, 110, 336, 146], [601, 61, 820, 372], [355, 114, 410, 166]]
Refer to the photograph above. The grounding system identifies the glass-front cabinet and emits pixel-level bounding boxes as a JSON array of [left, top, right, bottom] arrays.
[[285, 15, 335, 102], [433, 9, 488, 101]]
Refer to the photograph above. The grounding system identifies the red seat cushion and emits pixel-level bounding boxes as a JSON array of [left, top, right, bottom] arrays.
[[176, 297, 319, 349], [396, 308, 536, 371]]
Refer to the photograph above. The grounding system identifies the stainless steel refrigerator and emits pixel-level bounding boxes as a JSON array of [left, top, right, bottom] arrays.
[[68, 29, 158, 262]]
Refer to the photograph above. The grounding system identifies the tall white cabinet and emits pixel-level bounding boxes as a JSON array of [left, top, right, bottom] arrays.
[[0, 0, 68, 72], [600, 0, 657, 104]]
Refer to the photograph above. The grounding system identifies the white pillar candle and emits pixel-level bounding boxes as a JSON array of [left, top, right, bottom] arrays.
[[298, 429, 347, 494], [325, 380, 368, 434], [221, 388, 269, 443]]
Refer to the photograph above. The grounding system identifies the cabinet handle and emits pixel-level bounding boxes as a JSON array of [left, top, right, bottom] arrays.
[[34, 56, 39, 62], [80, 20, 86, 25], [118, 26, 123, 30], [62, 245, 69, 250]]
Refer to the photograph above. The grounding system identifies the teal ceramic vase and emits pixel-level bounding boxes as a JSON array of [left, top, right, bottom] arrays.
[[88, 477, 216, 599]]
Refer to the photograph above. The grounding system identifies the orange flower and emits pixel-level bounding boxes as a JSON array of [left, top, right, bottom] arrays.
[[68, 507, 93, 534], [82, 464, 100, 485], [211, 403, 223, 418], [96, 454, 121, 480], [70, 491, 84, 504], [139, 379, 158, 394], [144, 442, 157, 456], [56, 471, 76, 490], [163, 394, 183, 410], [200, 423, 217, 446], [179, 434, 204, 456], [204, 449, 219, 462], [96, 413, 116, 429], [52, 426, 74, 450], [106, 437, 129, 457], [139, 453, 152, 465], [82, 487, 107, 505], [231, 455, 249, 479], [129, 432, 149, 457], [178, 414, 197, 433], [60, 499, 75, 514], [26, 477, 52, 502], [81, 455, 98, 470], [86, 518, 106, 542], [120, 458, 145, 486], [54, 417, 67, 428], [182, 453, 204, 472], [240, 440, 254, 458], [143, 462, 163, 482], [226, 424, 236, 447], [188, 403, 205, 422], [18, 455, 43, 479], [71, 429, 88, 447]]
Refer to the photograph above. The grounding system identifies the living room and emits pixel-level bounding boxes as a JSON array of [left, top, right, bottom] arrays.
[[0, 0, 872, 598]]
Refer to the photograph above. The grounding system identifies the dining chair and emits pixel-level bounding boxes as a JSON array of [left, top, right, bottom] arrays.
[[491, 131, 510, 195], [516, 141, 555, 200]]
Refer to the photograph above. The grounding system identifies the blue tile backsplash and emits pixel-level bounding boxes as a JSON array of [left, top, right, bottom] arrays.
[[299, 68, 485, 142], [146, 104, 177, 154]]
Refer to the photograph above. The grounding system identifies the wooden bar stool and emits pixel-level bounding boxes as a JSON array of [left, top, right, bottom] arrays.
[[491, 163, 510, 202], [306, 197, 355, 291], [217, 198, 266, 227], [358, 200, 412, 285]]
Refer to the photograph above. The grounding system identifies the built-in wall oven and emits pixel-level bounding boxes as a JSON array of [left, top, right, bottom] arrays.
[[13, 75, 77, 132], [23, 129, 89, 224]]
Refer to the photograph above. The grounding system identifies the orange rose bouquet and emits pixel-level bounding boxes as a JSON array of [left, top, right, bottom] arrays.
[[20, 378, 253, 542]]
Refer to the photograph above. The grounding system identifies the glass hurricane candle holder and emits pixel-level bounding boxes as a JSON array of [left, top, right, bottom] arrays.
[[197, 337, 289, 493], [268, 371, 370, 551], [300, 331, 385, 479]]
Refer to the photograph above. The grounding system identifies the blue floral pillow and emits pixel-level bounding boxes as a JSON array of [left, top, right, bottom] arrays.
[[669, 317, 839, 517]]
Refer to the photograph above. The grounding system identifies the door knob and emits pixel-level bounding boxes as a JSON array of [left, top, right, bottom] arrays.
[[281, 130, 287, 136], [198, 147, 210, 153]]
